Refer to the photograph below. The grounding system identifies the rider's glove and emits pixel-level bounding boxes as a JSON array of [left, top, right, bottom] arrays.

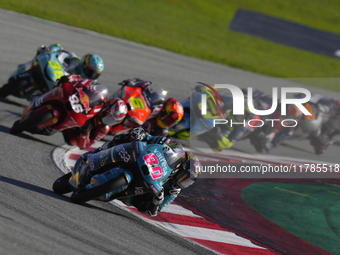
[[57, 75, 70, 86], [145, 188, 164, 217], [118, 80, 129, 86], [130, 127, 147, 141], [119, 78, 142, 86], [91, 141, 111, 154], [56, 75, 83, 87]]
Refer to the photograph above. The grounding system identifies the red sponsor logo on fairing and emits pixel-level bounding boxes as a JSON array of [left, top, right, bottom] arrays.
[[76, 87, 91, 114]]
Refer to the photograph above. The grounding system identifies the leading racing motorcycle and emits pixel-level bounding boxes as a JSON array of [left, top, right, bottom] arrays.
[[10, 78, 107, 136], [0, 51, 66, 99], [53, 136, 180, 204]]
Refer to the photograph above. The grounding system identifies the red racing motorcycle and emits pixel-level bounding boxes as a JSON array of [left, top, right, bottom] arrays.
[[10, 78, 108, 136]]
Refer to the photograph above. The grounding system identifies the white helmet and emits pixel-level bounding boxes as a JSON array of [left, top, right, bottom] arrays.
[[101, 98, 127, 126]]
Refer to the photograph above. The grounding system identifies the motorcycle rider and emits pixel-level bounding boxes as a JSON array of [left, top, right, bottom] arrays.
[[36, 43, 104, 80], [169, 86, 262, 152], [252, 94, 340, 154], [29, 74, 126, 149], [306, 97, 340, 154], [109, 78, 169, 135], [143, 97, 184, 136], [86, 127, 201, 217], [60, 76, 128, 149], [199, 97, 257, 152]]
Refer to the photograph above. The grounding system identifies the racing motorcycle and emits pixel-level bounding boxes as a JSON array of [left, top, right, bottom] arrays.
[[168, 88, 224, 140], [168, 85, 263, 151], [10, 78, 108, 136], [249, 94, 329, 153], [0, 51, 65, 99], [169, 87, 256, 139], [53, 136, 178, 204], [108, 79, 164, 135]]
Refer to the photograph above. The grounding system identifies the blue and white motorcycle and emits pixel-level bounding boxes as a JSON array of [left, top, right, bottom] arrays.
[[168, 87, 227, 140], [0, 50, 65, 99], [168, 86, 260, 151], [53, 136, 181, 204]]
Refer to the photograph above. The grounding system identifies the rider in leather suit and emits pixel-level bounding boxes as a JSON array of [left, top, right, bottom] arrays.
[[250, 93, 340, 154], [307, 96, 340, 154], [59, 75, 128, 149], [143, 97, 184, 137], [36, 43, 104, 80], [91, 127, 201, 217]]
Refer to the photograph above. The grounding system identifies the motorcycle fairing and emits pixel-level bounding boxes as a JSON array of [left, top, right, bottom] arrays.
[[21, 80, 105, 132], [136, 142, 171, 195], [37, 52, 65, 90], [87, 167, 132, 191], [121, 86, 152, 125], [10, 52, 65, 98], [10, 60, 35, 78]]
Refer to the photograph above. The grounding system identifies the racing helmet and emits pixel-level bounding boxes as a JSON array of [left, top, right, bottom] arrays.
[[156, 97, 184, 129], [36, 45, 50, 55], [143, 83, 167, 107], [80, 54, 104, 80], [172, 152, 201, 189], [101, 98, 127, 126]]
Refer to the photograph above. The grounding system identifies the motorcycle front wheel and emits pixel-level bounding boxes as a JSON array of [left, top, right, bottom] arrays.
[[0, 83, 13, 98], [0, 73, 34, 98], [70, 175, 127, 204], [53, 172, 72, 194]]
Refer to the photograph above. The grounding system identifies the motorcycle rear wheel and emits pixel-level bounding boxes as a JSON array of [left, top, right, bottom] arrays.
[[70, 175, 127, 204], [53, 172, 72, 194], [10, 111, 54, 135]]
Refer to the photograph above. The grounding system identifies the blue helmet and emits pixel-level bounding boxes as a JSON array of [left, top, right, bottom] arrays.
[[80, 54, 104, 80]]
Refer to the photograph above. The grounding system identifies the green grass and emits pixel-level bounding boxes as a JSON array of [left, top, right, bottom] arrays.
[[2, 0, 340, 91], [243, 182, 340, 255]]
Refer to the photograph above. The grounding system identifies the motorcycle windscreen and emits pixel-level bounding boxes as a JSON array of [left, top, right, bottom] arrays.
[[122, 86, 151, 125]]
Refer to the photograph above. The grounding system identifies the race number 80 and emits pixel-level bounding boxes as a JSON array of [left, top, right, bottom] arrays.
[[143, 153, 163, 179]]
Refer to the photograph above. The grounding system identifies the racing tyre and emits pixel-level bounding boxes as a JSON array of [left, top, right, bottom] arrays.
[[0, 83, 14, 98], [70, 175, 127, 204], [53, 172, 72, 194], [10, 111, 54, 135], [0, 74, 31, 98]]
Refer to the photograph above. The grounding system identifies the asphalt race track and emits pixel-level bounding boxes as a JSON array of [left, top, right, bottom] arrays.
[[0, 8, 339, 255]]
